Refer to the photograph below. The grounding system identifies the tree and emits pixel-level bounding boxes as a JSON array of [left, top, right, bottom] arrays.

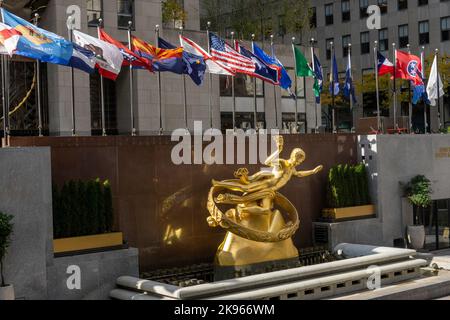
[[162, 0, 187, 28], [201, 0, 312, 42]]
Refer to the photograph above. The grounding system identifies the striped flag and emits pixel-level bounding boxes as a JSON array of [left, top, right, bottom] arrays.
[[179, 35, 234, 76], [0, 22, 21, 56], [208, 32, 255, 75]]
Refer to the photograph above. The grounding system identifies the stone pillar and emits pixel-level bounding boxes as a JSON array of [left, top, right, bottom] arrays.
[[41, 0, 92, 136]]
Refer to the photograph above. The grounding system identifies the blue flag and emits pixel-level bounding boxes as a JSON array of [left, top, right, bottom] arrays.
[[253, 43, 292, 92], [329, 53, 340, 96], [158, 37, 206, 86], [1, 8, 73, 65], [67, 43, 96, 74], [343, 54, 357, 104], [313, 54, 323, 104], [236, 43, 279, 84], [412, 84, 431, 105]]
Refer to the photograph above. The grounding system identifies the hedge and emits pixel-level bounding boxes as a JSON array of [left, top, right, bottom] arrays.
[[326, 163, 371, 209], [52, 179, 114, 239]]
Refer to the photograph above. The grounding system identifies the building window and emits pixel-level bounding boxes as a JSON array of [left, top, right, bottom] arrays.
[[379, 28, 388, 51], [398, 24, 409, 48], [419, 20, 429, 45], [378, 0, 388, 14], [278, 15, 286, 37], [398, 0, 408, 10], [418, 0, 428, 5], [325, 3, 334, 25], [118, 0, 135, 30], [341, 0, 351, 22], [360, 0, 369, 19], [442, 17, 450, 41], [220, 75, 264, 98], [342, 35, 351, 57], [90, 72, 117, 136], [360, 32, 370, 54], [310, 7, 317, 28], [326, 39, 333, 60], [87, 0, 103, 27]]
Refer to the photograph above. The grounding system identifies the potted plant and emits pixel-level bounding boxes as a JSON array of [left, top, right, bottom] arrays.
[[0, 212, 14, 300], [403, 175, 432, 250]]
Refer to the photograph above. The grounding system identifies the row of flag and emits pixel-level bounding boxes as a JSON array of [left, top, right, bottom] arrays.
[[0, 8, 296, 97], [0, 7, 444, 113]]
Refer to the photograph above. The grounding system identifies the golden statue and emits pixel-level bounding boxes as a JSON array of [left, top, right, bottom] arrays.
[[207, 136, 323, 270]]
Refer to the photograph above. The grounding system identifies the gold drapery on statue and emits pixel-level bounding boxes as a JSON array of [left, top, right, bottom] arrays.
[[207, 135, 323, 269]]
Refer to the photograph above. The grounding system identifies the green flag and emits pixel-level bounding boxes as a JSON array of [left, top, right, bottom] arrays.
[[293, 45, 314, 77]]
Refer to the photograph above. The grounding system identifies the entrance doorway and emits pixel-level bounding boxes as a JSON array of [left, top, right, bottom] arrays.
[[415, 199, 450, 251]]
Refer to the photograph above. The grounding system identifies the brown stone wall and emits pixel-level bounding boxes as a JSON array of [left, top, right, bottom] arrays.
[[9, 134, 357, 271]]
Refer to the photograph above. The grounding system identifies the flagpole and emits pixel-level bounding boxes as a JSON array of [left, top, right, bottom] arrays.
[[67, 16, 76, 136], [1, 55, 7, 145], [374, 41, 381, 133], [206, 21, 213, 129], [407, 44, 413, 133], [127, 21, 136, 136], [270, 35, 279, 130], [392, 42, 398, 132], [252, 34, 258, 131], [156, 25, 163, 135], [421, 46, 428, 134], [436, 48, 442, 131], [311, 38, 319, 133], [348, 43, 354, 128], [180, 26, 188, 131], [330, 41, 336, 133], [291, 37, 298, 134], [97, 19, 107, 136], [231, 31, 236, 131], [33, 13, 43, 137]]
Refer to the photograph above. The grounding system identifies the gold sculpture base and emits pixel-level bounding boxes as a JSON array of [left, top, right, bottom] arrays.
[[215, 210, 299, 267]]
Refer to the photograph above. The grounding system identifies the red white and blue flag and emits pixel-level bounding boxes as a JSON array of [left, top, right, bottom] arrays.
[[209, 32, 255, 75], [377, 51, 394, 76], [395, 50, 424, 86]]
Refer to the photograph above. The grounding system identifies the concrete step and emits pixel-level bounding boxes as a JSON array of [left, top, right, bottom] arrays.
[[330, 270, 450, 300]]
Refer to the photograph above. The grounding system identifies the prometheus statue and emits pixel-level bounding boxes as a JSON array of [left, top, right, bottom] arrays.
[[207, 135, 323, 270]]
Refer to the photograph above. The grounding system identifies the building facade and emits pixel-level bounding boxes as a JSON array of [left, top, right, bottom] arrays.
[[0, 0, 321, 137]]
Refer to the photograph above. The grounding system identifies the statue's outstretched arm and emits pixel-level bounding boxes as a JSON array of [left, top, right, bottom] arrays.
[[294, 165, 323, 178]]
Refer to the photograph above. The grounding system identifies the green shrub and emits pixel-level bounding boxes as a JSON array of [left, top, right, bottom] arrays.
[[326, 163, 371, 208], [52, 178, 114, 239], [0, 212, 13, 287], [404, 175, 432, 208]]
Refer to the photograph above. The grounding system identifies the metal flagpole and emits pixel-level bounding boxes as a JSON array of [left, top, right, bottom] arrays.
[[436, 49, 442, 131], [206, 21, 213, 129], [392, 42, 398, 132], [251, 34, 258, 131], [128, 21, 136, 136], [348, 44, 354, 127], [291, 37, 298, 134], [311, 38, 319, 133], [407, 44, 413, 133], [156, 25, 163, 135], [330, 41, 336, 133], [180, 26, 188, 131], [33, 13, 43, 137], [374, 41, 381, 133], [1, 55, 7, 145], [421, 46, 428, 134], [67, 17, 76, 136], [97, 19, 106, 136], [231, 31, 236, 131], [270, 35, 279, 129]]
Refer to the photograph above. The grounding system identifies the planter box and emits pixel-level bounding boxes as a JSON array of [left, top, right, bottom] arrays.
[[322, 205, 376, 221], [54, 232, 124, 254]]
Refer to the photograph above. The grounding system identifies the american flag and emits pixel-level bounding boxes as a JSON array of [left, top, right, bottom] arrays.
[[209, 32, 255, 75]]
